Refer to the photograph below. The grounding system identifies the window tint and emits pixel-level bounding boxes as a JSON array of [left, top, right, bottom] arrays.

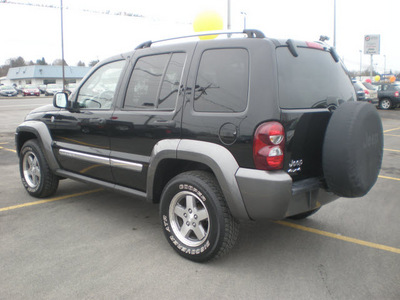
[[389, 85, 400, 91], [124, 53, 186, 110], [277, 47, 355, 109], [77, 60, 125, 110], [194, 49, 249, 113]]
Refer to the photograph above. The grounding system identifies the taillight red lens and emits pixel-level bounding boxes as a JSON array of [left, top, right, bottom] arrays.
[[364, 90, 370, 95], [253, 122, 285, 170], [395, 91, 399, 97]]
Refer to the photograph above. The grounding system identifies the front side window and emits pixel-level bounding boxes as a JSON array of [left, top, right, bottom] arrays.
[[76, 60, 125, 110], [194, 49, 249, 113], [124, 53, 186, 110]]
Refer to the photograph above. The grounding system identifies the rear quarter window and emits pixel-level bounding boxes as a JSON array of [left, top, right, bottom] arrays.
[[277, 47, 355, 109], [194, 48, 249, 113]]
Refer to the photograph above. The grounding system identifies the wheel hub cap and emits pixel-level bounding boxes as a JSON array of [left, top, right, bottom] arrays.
[[23, 151, 41, 188], [169, 191, 210, 247]]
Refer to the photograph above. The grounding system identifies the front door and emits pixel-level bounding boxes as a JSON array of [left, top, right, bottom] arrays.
[[51, 60, 127, 182]]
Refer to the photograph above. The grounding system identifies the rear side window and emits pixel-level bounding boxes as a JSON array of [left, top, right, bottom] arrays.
[[194, 49, 249, 113], [277, 47, 355, 109], [124, 53, 186, 110]]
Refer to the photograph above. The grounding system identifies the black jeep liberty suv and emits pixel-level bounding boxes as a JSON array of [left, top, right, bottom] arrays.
[[16, 30, 383, 262]]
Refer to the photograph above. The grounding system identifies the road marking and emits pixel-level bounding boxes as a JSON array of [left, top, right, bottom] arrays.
[[0, 105, 41, 109], [384, 148, 400, 153], [378, 175, 400, 181], [0, 146, 16, 153], [79, 164, 102, 174], [274, 220, 400, 254], [0, 188, 103, 212], [384, 127, 400, 133], [384, 134, 400, 137]]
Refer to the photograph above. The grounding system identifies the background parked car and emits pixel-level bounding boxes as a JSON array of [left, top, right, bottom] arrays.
[[22, 85, 40, 97], [352, 80, 378, 104], [13, 84, 23, 95], [45, 84, 63, 96], [65, 83, 77, 95], [362, 81, 379, 102], [352, 82, 366, 101], [378, 84, 400, 110], [38, 85, 47, 94], [0, 85, 18, 97]]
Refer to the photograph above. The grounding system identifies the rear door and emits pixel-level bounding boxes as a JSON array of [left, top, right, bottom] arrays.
[[276, 44, 356, 181], [181, 41, 252, 167], [109, 44, 195, 191]]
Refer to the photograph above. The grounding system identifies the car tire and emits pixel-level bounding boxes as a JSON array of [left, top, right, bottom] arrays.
[[323, 102, 383, 198], [287, 207, 321, 220], [379, 98, 392, 110], [19, 139, 59, 198], [160, 170, 239, 262]]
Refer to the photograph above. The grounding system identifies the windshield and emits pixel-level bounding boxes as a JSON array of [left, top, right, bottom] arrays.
[[362, 82, 378, 90], [353, 82, 366, 91], [277, 47, 355, 109], [48, 84, 62, 89], [0, 86, 14, 90]]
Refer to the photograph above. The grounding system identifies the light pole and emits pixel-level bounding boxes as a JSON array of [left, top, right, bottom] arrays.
[[384, 54, 386, 77], [227, 0, 231, 31], [241, 12, 247, 30], [60, 0, 66, 91], [359, 50, 362, 80]]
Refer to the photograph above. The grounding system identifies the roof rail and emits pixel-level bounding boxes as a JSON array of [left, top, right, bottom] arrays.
[[243, 29, 265, 38], [135, 29, 266, 50]]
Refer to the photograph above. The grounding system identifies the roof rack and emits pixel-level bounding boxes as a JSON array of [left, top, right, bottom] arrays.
[[135, 29, 266, 50]]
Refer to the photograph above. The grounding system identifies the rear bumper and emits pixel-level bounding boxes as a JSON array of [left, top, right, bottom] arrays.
[[235, 168, 339, 220]]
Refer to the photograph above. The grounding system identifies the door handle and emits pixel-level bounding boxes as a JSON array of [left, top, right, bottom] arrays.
[[150, 120, 176, 127]]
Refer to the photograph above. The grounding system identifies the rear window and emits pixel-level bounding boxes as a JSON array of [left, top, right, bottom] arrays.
[[277, 47, 355, 109], [353, 82, 365, 91]]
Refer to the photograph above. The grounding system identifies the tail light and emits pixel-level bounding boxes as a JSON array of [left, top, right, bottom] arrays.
[[253, 122, 285, 170], [364, 90, 370, 95], [395, 91, 399, 97]]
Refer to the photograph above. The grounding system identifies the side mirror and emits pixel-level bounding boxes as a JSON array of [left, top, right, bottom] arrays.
[[53, 92, 69, 108]]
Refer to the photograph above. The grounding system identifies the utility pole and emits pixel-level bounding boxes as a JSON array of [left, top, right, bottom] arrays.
[[333, 0, 336, 48], [227, 0, 231, 31]]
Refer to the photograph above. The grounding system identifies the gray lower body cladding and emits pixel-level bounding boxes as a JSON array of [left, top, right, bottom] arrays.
[[235, 168, 338, 220]]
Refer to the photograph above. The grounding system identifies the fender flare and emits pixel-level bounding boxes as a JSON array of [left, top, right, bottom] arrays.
[[15, 121, 60, 171], [147, 139, 250, 220]]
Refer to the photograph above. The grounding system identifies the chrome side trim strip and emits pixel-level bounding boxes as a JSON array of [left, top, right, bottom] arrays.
[[59, 149, 143, 172], [59, 149, 110, 165], [110, 158, 143, 172]]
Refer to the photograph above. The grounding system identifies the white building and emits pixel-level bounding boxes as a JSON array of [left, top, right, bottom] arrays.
[[4, 65, 91, 87]]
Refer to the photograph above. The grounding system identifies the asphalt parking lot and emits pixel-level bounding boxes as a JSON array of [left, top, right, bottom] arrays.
[[0, 97, 399, 299]]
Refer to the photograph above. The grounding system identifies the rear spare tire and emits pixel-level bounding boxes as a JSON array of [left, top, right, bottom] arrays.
[[323, 102, 383, 198]]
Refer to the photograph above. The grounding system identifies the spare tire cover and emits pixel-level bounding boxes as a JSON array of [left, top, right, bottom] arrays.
[[322, 102, 383, 198]]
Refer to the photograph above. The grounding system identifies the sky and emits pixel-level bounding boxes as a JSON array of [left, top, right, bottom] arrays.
[[0, 0, 399, 73]]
